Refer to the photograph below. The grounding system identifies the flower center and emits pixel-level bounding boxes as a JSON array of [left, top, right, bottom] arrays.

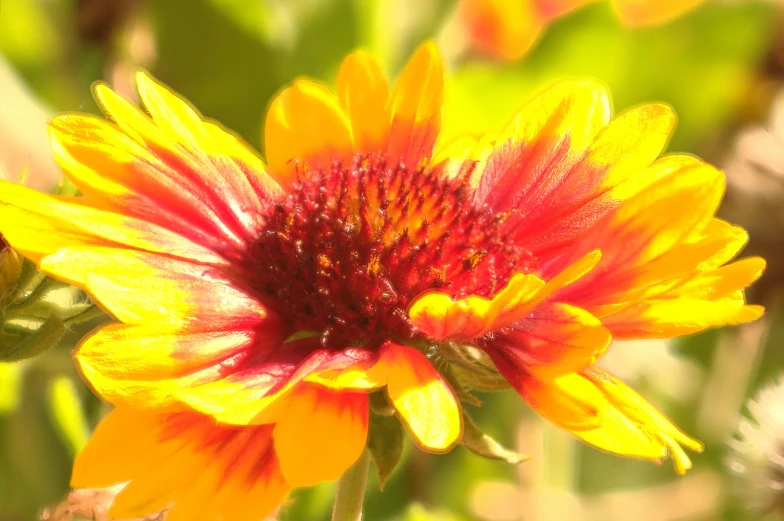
[[248, 154, 531, 347]]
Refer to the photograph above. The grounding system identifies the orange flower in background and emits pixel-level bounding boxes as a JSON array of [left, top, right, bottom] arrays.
[[0, 42, 764, 518], [460, 0, 707, 60]]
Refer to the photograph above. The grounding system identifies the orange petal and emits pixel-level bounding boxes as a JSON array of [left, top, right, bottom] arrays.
[[503, 370, 603, 431], [265, 80, 353, 186], [0, 182, 223, 265], [77, 408, 289, 520], [337, 50, 391, 153], [273, 384, 368, 487], [534, 0, 598, 21], [380, 342, 462, 452], [72, 407, 164, 488], [495, 302, 611, 379], [409, 250, 600, 340], [386, 41, 444, 168]]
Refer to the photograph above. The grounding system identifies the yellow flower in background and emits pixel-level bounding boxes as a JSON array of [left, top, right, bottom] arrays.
[[459, 0, 708, 60], [0, 41, 764, 519]]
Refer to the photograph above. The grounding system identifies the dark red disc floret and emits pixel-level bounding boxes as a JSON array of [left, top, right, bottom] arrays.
[[247, 154, 532, 347]]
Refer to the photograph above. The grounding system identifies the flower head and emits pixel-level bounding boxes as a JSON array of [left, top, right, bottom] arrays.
[[0, 42, 763, 518]]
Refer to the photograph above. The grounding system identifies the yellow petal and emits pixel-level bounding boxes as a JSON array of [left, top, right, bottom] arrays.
[[509, 368, 702, 472], [73, 323, 261, 409], [555, 163, 726, 309], [0, 182, 223, 265], [265, 80, 353, 186], [604, 296, 765, 339], [592, 103, 676, 196], [409, 273, 545, 340], [134, 71, 215, 152], [583, 367, 703, 474], [337, 50, 391, 153], [273, 384, 368, 487], [387, 41, 444, 167], [409, 250, 600, 340], [40, 247, 270, 330], [380, 342, 462, 452]]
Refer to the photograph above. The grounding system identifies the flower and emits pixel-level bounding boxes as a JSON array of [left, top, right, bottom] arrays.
[[0, 42, 764, 518], [727, 377, 784, 515], [459, 0, 707, 61]]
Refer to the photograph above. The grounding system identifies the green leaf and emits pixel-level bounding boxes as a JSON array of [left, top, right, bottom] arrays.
[[0, 312, 65, 363], [461, 411, 528, 465], [63, 305, 108, 327], [368, 394, 405, 489]]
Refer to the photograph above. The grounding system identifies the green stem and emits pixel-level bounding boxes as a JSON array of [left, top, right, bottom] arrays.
[[331, 449, 371, 521]]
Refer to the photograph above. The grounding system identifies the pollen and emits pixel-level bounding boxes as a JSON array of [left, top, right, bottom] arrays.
[[248, 154, 532, 347]]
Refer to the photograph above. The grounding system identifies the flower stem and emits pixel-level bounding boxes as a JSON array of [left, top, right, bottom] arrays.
[[331, 449, 371, 521]]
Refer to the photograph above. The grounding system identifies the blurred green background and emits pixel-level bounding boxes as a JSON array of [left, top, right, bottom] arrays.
[[1, 0, 784, 520]]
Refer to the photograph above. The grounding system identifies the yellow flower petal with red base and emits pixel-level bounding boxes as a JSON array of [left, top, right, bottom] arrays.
[[51, 75, 283, 261], [0, 182, 224, 265], [73, 407, 289, 520]]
